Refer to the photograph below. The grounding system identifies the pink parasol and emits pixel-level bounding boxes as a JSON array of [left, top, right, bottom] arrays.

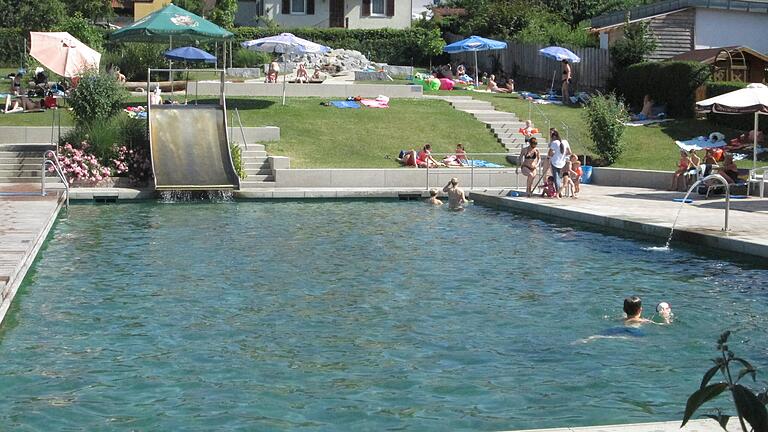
[[29, 32, 101, 78]]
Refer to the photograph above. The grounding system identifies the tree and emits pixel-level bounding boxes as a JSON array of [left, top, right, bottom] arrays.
[[54, 12, 105, 50], [439, 0, 528, 40], [66, 0, 114, 23], [583, 92, 629, 165], [0, 0, 66, 31], [209, 0, 238, 29], [609, 19, 658, 71]]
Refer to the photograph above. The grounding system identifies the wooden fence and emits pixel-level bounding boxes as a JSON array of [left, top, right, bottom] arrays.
[[446, 38, 613, 91]]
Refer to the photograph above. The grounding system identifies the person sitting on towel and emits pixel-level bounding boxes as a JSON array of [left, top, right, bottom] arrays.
[[296, 63, 309, 83], [3, 94, 43, 113], [487, 74, 511, 93]]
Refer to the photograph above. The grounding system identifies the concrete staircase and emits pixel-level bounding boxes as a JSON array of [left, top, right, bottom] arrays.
[[0, 144, 60, 184], [238, 143, 276, 188], [430, 95, 544, 155]]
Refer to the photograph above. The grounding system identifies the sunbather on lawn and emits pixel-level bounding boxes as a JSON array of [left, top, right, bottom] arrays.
[[3, 95, 43, 113]]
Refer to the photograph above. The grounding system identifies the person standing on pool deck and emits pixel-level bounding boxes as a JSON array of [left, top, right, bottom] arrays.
[[443, 177, 468, 210], [547, 129, 571, 196], [624, 296, 652, 326]]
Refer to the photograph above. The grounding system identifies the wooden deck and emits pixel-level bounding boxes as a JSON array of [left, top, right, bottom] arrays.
[[0, 183, 63, 325]]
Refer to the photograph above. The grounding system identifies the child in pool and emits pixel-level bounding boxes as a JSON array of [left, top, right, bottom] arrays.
[[654, 301, 673, 324], [624, 296, 652, 326], [426, 189, 443, 206]]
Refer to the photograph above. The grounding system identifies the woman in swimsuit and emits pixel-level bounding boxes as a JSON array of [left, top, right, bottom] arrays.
[[417, 144, 443, 168], [519, 137, 540, 197], [561, 60, 571, 104], [670, 150, 691, 190], [455, 143, 468, 166], [487, 74, 511, 93]]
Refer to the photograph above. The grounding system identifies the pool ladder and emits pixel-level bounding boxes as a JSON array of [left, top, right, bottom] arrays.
[[42, 150, 69, 209]]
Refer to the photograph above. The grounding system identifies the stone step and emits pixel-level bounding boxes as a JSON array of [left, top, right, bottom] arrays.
[[241, 149, 266, 156], [0, 152, 46, 159], [0, 177, 60, 183], [242, 158, 269, 165], [244, 168, 272, 176], [0, 163, 44, 170], [0, 169, 48, 177], [487, 122, 527, 129], [452, 102, 494, 108], [476, 115, 520, 123], [239, 176, 276, 187], [0, 144, 54, 151], [0, 158, 44, 165]]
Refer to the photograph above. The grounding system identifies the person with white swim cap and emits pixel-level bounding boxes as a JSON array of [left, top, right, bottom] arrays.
[[656, 302, 673, 324]]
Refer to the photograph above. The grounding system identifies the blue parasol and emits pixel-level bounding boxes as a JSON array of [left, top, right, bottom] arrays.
[[164, 46, 216, 63], [443, 35, 508, 87]]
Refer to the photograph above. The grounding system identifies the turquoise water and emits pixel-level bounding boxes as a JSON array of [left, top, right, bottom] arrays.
[[1, 201, 767, 431]]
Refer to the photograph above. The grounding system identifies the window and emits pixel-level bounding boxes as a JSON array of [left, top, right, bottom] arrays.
[[371, 0, 385, 15], [291, 0, 305, 13]]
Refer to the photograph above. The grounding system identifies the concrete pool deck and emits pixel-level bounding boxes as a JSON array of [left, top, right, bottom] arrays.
[[0, 184, 63, 326], [472, 185, 768, 259]]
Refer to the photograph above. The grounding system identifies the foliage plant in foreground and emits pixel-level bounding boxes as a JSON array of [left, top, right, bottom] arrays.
[[68, 71, 127, 126], [230, 143, 247, 180], [582, 92, 628, 165], [682, 331, 768, 432]]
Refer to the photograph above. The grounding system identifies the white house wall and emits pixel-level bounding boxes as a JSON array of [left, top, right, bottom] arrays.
[[235, 0, 410, 28], [694, 8, 768, 54]]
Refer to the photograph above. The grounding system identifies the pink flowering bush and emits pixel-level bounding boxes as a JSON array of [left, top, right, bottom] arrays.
[[53, 142, 112, 185], [53, 141, 153, 186]]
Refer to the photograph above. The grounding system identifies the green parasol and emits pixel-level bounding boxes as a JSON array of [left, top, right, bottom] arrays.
[[109, 3, 233, 43]]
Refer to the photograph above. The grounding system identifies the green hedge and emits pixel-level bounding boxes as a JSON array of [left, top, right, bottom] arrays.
[[232, 27, 444, 66], [612, 61, 711, 118], [0, 28, 26, 67], [704, 80, 757, 132]]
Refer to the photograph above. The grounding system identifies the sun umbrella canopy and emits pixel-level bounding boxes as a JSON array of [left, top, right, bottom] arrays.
[[164, 46, 216, 63], [29, 32, 101, 78], [696, 83, 768, 170], [696, 83, 768, 114], [443, 35, 507, 53], [241, 33, 331, 54], [109, 3, 233, 43], [539, 46, 581, 63]]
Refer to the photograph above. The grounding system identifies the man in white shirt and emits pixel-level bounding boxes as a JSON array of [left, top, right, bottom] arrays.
[[547, 129, 571, 195]]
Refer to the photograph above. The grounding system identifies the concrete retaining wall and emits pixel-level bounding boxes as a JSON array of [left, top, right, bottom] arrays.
[[273, 168, 523, 188], [189, 82, 424, 98], [229, 126, 281, 144], [591, 167, 670, 190], [0, 126, 72, 144]]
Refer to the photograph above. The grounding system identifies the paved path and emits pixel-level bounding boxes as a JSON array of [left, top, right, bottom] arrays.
[[472, 184, 768, 258], [0, 183, 62, 325]]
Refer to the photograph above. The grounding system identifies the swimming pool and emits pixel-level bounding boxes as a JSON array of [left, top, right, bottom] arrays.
[[1, 201, 767, 431]]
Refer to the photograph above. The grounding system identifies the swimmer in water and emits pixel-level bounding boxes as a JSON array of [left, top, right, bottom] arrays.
[[653, 301, 673, 324], [623, 296, 652, 326], [426, 189, 443, 206]]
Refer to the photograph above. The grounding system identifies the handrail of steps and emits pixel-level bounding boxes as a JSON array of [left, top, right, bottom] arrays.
[[42, 150, 69, 209]]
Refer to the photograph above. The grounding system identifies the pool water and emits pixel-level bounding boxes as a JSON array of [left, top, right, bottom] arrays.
[[1, 201, 767, 431]]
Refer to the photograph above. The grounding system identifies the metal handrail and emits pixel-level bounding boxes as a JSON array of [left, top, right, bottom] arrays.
[[235, 108, 248, 151], [42, 150, 69, 209]]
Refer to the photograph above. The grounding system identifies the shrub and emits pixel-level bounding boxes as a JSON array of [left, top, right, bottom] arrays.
[[54, 142, 112, 185], [582, 92, 629, 165], [682, 331, 768, 432], [609, 20, 656, 72], [68, 71, 128, 125], [515, 13, 598, 47], [233, 48, 271, 68], [705, 80, 748, 98], [233, 27, 444, 66], [230, 143, 247, 180], [103, 42, 168, 81], [612, 61, 711, 118]]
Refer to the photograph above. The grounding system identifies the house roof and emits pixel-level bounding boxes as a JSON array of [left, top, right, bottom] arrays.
[[669, 46, 768, 62], [590, 0, 768, 29]]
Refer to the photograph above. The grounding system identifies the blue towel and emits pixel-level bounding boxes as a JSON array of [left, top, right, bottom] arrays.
[[330, 100, 361, 109], [467, 160, 504, 168]]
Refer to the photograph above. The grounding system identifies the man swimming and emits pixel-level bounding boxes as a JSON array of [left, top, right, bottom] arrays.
[[442, 177, 469, 210], [623, 296, 652, 326]]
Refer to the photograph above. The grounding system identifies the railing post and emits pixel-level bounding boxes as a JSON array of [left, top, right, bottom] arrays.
[[426, 163, 429, 191]]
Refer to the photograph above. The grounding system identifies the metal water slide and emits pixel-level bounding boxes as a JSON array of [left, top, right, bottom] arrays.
[[147, 69, 240, 191]]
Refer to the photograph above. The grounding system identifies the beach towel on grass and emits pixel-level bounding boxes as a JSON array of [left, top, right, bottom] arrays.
[[624, 119, 673, 127], [675, 137, 727, 152], [467, 160, 504, 168], [360, 99, 389, 108], [330, 100, 361, 109]]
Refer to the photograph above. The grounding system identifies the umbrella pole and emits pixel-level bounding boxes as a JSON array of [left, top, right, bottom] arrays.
[[169, 36, 173, 97], [282, 57, 287, 105], [474, 51, 478, 88], [754, 111, 759, 171], [185, 68, 189, 104]]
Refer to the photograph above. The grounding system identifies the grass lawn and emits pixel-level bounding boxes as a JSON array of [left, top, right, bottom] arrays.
[[218, 97, 508, 168], [424, 88, 755, 171]]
